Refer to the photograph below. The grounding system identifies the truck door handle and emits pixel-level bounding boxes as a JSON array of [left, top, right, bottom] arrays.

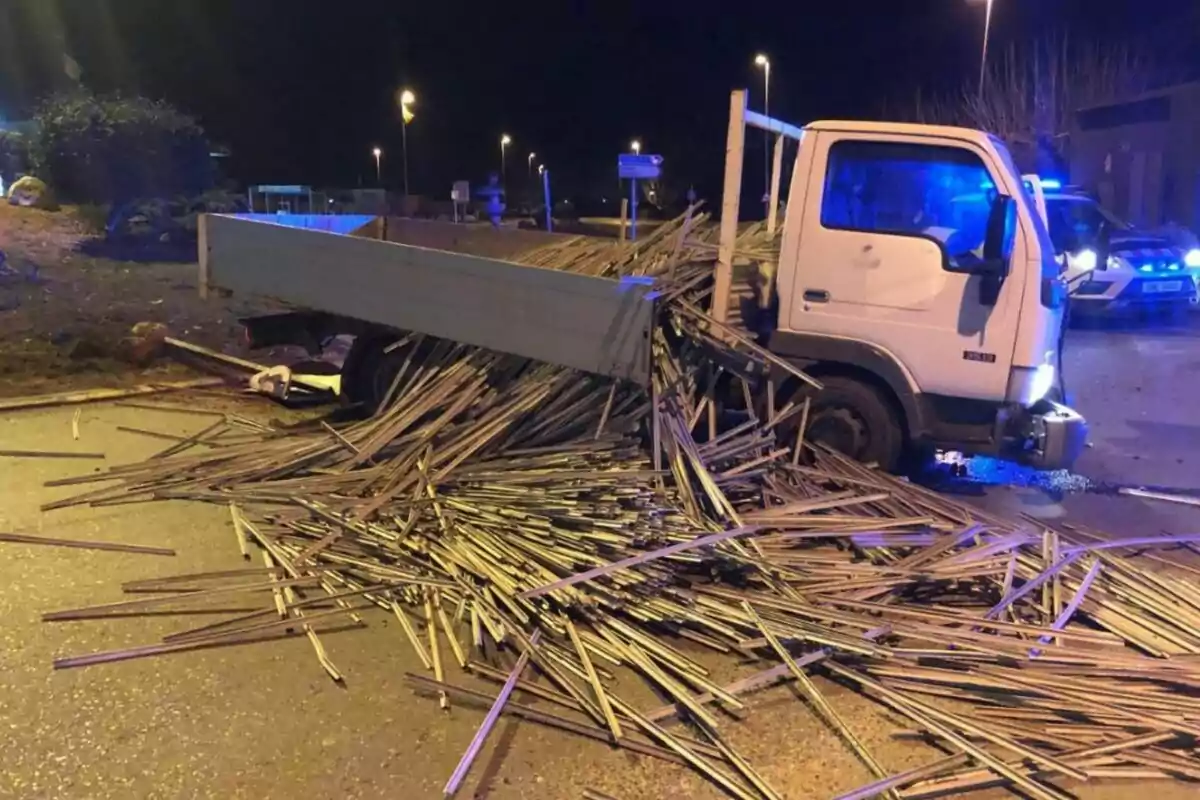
[[803, 289, 830, 303]]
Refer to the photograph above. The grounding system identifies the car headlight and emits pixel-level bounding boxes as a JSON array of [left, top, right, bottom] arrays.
[[1074, 249, 1098, 271], [1185, 248, 1200, 268]]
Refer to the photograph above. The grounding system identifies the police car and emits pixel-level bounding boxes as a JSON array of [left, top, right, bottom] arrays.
[[1028, 181, 1200, 312]]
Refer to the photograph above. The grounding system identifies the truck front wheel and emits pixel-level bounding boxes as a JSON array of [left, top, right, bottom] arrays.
[[789, 376, 905, 471]]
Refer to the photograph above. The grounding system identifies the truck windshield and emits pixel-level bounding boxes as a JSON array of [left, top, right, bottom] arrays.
[[1044, 196, 1132, 254]]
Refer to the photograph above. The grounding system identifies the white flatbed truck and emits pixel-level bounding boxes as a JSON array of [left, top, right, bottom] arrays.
[[198, 90, 1087, 472]]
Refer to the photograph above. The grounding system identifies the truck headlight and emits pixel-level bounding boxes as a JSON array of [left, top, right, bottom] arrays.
[[1185, 248, 1200, 268], [1029, 364, 1056, 404], [1006, 364, 1056, 405], [1075, 249, 1097, 271]]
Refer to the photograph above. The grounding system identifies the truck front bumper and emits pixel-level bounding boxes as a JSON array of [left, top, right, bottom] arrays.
[[1009, 400, 1088, 470]]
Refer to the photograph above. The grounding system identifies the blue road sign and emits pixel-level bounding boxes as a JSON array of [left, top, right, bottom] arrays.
[[618, 154, 664, 180]]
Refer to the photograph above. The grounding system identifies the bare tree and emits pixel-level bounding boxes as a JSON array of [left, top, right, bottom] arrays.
[[910, 36, 1162, 170]]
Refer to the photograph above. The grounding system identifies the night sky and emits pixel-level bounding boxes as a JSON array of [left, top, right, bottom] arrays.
[[1, 0, 1198, 205]]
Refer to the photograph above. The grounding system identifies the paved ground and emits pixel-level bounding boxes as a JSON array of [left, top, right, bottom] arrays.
[[2, 316, 1199, 800], [959, 312, 1200, 536]]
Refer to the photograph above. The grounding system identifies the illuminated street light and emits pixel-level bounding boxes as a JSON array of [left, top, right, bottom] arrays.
[[501, 134, 511, 184], [630, 139, 641, 154], [537, 163, 544, 175], [755, 53, 771, 206], [372, 146, 382, 185], [399, 89, 415, 196], [528, 151, 536, 177]]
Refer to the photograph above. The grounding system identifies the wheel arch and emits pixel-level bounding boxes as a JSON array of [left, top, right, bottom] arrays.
[[768, 331, 925, 440]]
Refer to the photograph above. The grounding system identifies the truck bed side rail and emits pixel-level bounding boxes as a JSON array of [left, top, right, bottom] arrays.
[[198, 214, 655, 385]]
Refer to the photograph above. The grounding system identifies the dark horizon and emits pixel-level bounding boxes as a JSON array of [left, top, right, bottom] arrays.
[[2, 0, 1198, 205]]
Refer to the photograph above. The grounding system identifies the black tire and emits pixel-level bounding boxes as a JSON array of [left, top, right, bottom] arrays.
[[789, 375, 905, 471], [341, 335, 409, 414]]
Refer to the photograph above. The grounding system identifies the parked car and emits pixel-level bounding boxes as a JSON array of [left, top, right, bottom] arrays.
[[1043, 188, 1199, 312]]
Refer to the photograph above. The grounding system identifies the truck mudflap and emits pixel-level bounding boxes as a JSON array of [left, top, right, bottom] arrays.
[[1011, 399, 1088, 470]]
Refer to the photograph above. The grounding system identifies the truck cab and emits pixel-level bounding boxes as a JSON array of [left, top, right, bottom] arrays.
[[715, 99, 1086, 471]]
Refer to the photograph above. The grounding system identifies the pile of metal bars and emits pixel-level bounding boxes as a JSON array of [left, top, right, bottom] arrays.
[[39, 211, 1200, 799]]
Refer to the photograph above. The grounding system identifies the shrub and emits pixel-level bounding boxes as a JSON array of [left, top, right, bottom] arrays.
[[30, 91, 214, 205]]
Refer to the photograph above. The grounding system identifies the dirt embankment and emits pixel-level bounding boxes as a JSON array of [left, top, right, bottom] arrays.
[[0, 205, 267, 398]]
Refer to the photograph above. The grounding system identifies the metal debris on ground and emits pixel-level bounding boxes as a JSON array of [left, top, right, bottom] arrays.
[[162, 335, 340, 401], [38, 212, 1200, 799], [0, 377, 227, 412], [0, 531, 175, 556], [0, 448, 106, 460]]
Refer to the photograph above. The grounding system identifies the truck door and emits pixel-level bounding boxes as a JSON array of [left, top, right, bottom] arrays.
[[782, 132, 1025, 401]]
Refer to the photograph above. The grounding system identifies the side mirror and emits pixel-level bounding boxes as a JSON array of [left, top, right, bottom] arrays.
[[976, 195, 1015, 307], [983, 194, 1015, 263]]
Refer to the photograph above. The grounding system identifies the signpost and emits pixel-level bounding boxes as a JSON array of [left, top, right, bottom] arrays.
[[541, 169, 553, 233], [451, 181, 470, 223], [617, 154, 663, 241]]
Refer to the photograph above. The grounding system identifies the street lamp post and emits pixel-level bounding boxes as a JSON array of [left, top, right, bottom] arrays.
[[399, 89, 415, 196], [500, 134, 511, 185], [372, 147, 382, 186], [528, 152, 536, 177], [631, 139, 641, 155], [755, 54, 771, 207], [978, 0, 995, 97]]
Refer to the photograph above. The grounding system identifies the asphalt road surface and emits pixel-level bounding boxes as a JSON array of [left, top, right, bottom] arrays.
[[2, 316, 1199, 800]]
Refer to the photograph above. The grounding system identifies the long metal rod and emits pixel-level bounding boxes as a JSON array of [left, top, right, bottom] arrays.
[[443, 630, 541, 796]]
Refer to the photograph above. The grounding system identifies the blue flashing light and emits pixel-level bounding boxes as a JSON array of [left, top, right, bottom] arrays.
[[1038, 178, 1062, 190], [1139, 264, 1154, 273], [1168, 263, 1180, 271]]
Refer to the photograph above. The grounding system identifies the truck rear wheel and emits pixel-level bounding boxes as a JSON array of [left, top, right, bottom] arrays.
[[341, 335, 408, 414], [788, 376, 904, 471]]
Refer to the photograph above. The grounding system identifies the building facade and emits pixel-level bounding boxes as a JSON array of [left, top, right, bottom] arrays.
[[1071, 82, 1200, 232]]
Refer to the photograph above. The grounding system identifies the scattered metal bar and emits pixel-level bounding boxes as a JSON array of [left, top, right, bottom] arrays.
[[0, 531, 174, 556], [0, 449, 105, 460], [443, 630, 541, 797]]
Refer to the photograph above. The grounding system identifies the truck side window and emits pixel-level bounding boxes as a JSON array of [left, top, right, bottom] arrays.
[[820, 140, 994, 264]]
